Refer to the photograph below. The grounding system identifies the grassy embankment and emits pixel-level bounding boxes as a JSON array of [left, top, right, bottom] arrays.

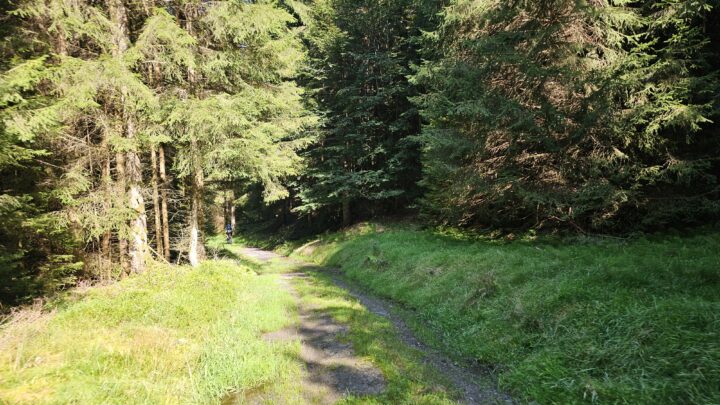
[[0, 260, 301, 404], [291, 224, 720, 404]]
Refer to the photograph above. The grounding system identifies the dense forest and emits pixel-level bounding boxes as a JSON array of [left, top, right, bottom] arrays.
[[1, 0, 719, 306]]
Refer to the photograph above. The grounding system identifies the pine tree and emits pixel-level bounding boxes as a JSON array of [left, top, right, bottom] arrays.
[[156, 0, 315, 265], [0, 0, 315, 291], [297, 0, 434, 226], [414, 0, 720, 231]]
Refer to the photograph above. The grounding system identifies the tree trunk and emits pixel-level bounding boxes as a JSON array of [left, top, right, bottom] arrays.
[[159, 145, 171, 260], [116, 151, 129, 275], [342, 198, 351, 227], [150, 145, 164, 259], [108, 0, 147, 274], [188, 139, 205, 267], [101, 155, 112, 272], [107, 0, 128, 57], [223, 190, 236, 231], [188, 181, 205, 267], [230, 194, 236, 232], [184, 11, 204, 267], [223, 191, 230, 227], [125, 117, 148, 274]]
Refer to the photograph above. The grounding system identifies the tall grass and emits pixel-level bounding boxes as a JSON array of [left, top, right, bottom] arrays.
[[0, 261, 299, 404], [294, 225, 720, 404]]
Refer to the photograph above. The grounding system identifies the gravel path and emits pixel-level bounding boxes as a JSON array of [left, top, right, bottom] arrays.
[[321, 268, 513, 405], [236, 247, 513, 405]]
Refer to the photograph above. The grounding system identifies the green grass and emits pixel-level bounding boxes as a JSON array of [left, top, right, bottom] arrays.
[[0, 242, 472, 405], [291, 224, 720, 404], [0, 260, 300, 404]]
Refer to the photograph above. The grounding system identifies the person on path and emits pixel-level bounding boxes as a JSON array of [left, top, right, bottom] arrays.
[[225, 223, 233, 244]]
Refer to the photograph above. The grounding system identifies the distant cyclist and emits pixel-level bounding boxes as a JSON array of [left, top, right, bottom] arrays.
[[225, 223, 233, 244]]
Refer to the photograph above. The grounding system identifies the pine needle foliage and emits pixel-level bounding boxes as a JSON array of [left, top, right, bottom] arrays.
[[0, 0, 315, 303], [414, 0, 720, 232], [296, 0, 438, 224]]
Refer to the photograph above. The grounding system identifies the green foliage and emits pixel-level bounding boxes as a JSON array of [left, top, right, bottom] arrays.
[[0, 0, 317, 299], [167, 85, 315, 202], [0, 54, 80, 306], [144, 0, 317, 203], [294, 224, 720, 403], [414, 0, 720, 232], [296, 0, 437, 220]]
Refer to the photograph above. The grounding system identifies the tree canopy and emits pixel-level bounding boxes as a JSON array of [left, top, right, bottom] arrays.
[[1, 0, 719, 305]]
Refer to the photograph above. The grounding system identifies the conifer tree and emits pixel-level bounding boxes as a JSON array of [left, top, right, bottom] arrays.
[[0, 0, 315, 292], [157, 0, 315, 265], [414, 0, 720, 231], [297, 0, 434, 226]]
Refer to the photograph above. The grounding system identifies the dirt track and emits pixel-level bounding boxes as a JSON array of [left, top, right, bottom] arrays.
[[236, 247, 513, 405]]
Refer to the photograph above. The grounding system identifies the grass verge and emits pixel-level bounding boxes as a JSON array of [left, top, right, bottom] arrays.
[[0, 260, 299, 404], [291, 223, 720, 404]]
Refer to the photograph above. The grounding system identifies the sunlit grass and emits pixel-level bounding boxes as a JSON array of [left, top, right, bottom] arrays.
[[293, 224, 720, 404], [0, 260, 300, 404]]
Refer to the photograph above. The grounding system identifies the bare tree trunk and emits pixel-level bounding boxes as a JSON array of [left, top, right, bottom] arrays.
[[108, 0, 147, 274], [107, 0, 128, 56], [230, 192, 236, 232], [101, 155, 112, 273], [222, 190, 236, 231], [150, 145, 164, 259], [184, 9, 204, 267], [159, 145, 171, 260], [116, 151, 129, 275], [188, 139, 205, 267], [52, 20, 68, 57], [126, 118, 148, 274], [223, 191, 230, 227]]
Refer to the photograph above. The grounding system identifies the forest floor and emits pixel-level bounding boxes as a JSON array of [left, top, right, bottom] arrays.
[[226, 246, 512, 404]]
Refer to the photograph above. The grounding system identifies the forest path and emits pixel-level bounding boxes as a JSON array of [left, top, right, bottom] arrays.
[[236, 247, 386, 404], [232, 246, 513, 405]]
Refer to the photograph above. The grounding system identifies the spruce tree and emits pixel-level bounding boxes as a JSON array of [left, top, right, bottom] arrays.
[[297, 0, 433, 226], [0, 0, 315, 286], [414, 0, 720, 231], [156, 0, 315, 265]]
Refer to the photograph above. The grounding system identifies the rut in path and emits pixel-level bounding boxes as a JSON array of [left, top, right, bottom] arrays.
[[239, 248, 386, 404], [236, 247, 513, 405]]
